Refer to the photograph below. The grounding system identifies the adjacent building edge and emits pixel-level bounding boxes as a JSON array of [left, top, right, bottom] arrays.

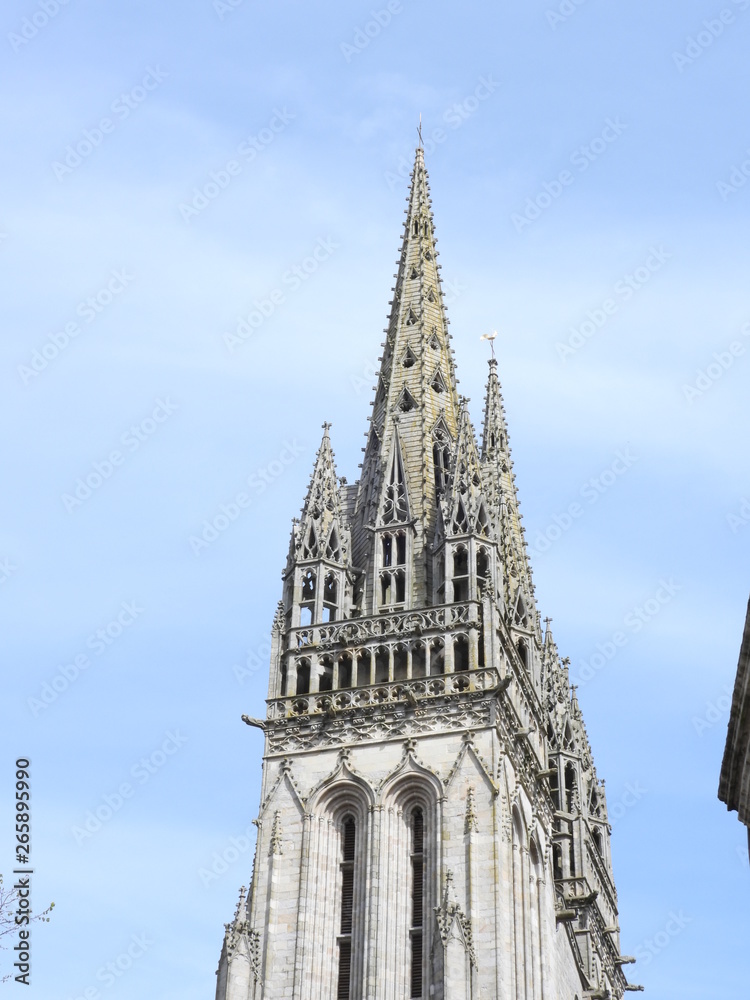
[[719, 595, 750, 859]]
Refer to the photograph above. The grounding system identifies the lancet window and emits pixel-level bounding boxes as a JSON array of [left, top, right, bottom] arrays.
[[337, 817, 357, 999], [410, 807, 425, 998]]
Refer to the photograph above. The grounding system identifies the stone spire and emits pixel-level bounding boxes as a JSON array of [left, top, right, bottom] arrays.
[[481, 357, 535, 616], [352, 148, 462, 607], [282, 424, 352, 630]]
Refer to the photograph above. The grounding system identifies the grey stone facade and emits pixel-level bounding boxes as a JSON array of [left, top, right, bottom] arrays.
[[214, 148, 638, 999], [719, 597, 750, 859]]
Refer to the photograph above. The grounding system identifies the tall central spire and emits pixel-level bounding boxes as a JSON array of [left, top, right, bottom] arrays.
[[353, 149, 462, 606]]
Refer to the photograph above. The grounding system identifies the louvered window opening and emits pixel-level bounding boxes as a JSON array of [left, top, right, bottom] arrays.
[[410, 808, 424, 998], [337, 818, 356, 999]]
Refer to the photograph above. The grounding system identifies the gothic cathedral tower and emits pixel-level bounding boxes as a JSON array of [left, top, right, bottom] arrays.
[[214, 149, 639, 1000]]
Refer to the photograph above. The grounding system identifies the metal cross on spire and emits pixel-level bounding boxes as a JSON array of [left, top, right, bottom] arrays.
[[417, 114, 423, 149]]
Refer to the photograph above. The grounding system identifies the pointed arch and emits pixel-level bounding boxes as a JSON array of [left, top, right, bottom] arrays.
[[402, 345, 417, 368], [476, 503, 490, 537], [513, 592, 529, 627], [326, 526, 341, 561], [398, 387, 417, 412], [381, 437, 410, 524], [378, 756, 442, 1000], [430, 368, 447, 394], [303, 523, 319, 559], [452, 498, 469, 534]]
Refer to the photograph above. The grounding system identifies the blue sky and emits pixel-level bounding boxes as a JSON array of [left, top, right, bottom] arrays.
[[1, 0, 749, 997]]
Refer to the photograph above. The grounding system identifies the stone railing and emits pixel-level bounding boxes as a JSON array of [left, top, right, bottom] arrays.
[[267, 667, 500, 720], [289, 602, 481, 651]]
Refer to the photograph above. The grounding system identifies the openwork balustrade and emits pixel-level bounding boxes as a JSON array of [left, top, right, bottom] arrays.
[[268, 667, 501, 720], [277, 601, 489, 704], [290, 601, 480, 650]]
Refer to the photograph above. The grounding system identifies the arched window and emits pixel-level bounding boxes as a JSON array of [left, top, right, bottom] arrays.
[[396, 531, 407, 565], [592, 827, 603, 856], [517, 639, 528, 670], [394, 644, 408, 681], [356, 651, 370, 687], [453, 635, 469, 672], [411, 641, 426, 678], [394, 569, 406, 604], [300, 569, 316, 626], [338, 655, 353, 689], [452, 547, 469, 602], [476, 547, 489, 582], [549, 765, 560, 812], [375, 646, 389, 684], [382, 534, 393, 566], [337, 817, 356, 999], [296, 659, 311, 695], [553, 843, 563, 880], [410, 808, 425, 998], [323, 573, 338, 622], [429, 638, 444, 676], [319, 656, 334, 693]]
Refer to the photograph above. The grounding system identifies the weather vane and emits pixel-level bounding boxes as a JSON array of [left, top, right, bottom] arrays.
[[480, 329, 498, 360]]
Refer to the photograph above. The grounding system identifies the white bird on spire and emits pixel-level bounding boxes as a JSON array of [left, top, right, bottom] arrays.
[[480, 330, 498, 359]]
